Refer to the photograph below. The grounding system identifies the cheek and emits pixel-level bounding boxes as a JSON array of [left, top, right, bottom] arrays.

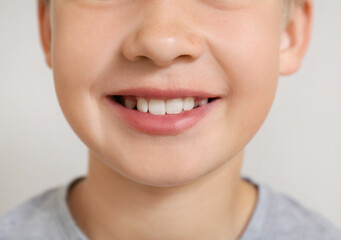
[[52, 4, 122, 89], [50, 3, 130, 147], [210, 10, 281, 92], [206, 9, 281, 146]]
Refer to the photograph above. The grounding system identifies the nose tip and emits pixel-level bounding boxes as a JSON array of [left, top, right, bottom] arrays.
[[121, 19, 204, 67]]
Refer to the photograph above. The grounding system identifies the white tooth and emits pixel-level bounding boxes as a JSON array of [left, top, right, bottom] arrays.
[[149, 99, 166, 115], [199, 99, 208, 106], [137, 97, 148, 113], [124, 97, 137, 109], [183, 97, 194, 111], [166, 98, 183, 114]]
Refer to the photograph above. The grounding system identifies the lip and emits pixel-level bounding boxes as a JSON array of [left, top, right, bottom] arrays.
[[104, 88, 221, 135], [106, 87, 220, 100]]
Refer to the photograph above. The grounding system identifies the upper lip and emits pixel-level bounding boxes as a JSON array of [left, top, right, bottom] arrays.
[[107, 87, 221, 100]]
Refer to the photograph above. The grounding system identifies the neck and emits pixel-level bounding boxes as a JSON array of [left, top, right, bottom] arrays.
[[68, 151, 257, 240]]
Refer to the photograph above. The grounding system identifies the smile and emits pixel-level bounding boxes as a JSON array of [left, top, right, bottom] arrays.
[[105, 88, 221, 135], [110, 95, 218, 115]]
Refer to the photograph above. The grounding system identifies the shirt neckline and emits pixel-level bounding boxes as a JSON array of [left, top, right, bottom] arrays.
[[239, 177, 273, 240], [54, 176, 88, 240], [54, 176, 273, 240]]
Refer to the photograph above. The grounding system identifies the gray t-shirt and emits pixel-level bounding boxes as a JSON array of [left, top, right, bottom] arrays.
[[1, 176, 340, 240]]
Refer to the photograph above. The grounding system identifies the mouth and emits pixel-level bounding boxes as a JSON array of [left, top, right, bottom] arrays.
[[104, 88, 221, 135], [108, 95, 219, 115]]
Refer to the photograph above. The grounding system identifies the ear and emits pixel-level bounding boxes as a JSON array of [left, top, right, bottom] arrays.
[[279, 0, 313, 75], [37, 0, 52, 68]]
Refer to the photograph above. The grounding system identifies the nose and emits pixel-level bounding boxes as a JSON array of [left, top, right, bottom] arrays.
[[121, 1, 204, 67]]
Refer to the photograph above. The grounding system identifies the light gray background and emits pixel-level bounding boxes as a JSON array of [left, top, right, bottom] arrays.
[[1, 0, 340, 229]]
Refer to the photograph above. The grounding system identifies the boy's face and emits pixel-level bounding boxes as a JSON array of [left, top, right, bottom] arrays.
[[40, 0, 309, 186]]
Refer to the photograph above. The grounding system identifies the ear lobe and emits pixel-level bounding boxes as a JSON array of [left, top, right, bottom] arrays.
[[279, 0, 313, 76], [37, 0, 52, 68]]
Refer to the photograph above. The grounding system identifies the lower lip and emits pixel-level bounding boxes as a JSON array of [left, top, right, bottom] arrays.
[[105, 97, 220, 135]]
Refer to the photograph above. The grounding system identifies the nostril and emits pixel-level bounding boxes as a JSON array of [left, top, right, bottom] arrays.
[[135, 55, 149, 62]]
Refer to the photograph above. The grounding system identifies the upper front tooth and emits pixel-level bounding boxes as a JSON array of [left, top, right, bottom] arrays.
[[137, 97, 148, 113], [166, 98, 183, 114], [135, 97, 206, 114], [183, 97, 194, 111], [149, 99, 165, 115]]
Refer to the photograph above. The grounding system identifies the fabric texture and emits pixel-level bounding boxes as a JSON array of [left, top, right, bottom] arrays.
[[1, 176, 340, 240]]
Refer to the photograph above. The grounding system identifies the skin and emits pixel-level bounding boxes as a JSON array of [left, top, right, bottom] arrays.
[[38, 0, 313, 239]]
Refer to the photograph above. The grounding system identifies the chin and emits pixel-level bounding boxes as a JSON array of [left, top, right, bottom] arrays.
[[96, 146, 222, 188], [121, 167, 209, 188]]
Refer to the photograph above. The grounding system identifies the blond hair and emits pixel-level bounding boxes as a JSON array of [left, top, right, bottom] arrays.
[[284, 0, 306, 24]]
